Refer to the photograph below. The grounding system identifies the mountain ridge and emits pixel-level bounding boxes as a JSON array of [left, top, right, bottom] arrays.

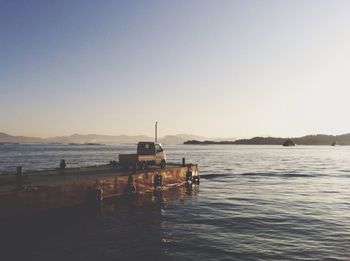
[[0, 132, 206, 145]]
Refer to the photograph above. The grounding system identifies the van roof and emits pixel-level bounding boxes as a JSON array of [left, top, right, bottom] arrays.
[[138, 141, 162, 145]]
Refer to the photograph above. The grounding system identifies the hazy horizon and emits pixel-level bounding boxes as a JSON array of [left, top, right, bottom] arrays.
[[2, 1, 350, 138], [1, 130, 350, 141]]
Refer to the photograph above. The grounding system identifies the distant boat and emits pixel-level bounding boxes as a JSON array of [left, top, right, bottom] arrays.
[[283, 139, 295, 147], [331, 141, 337, 146]]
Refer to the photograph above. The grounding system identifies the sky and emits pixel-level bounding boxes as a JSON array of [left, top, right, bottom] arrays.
[[1, 0, 350, 138]]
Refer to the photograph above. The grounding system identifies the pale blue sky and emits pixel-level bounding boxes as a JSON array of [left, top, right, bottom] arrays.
[[1, 0, 350, 138]]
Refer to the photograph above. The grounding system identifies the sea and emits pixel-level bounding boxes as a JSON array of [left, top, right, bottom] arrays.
[[0, 144, 349, 261]]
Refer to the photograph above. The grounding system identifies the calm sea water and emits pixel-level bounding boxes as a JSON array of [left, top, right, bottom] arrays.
[[0, 144, 350, 260]]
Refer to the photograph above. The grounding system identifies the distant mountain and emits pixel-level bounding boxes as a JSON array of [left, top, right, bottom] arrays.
[[184, 133, 350, 146], [46, 134, 154, 144], [0, 132, 44, 143], [159, 134, 207, 145], [0, 132, 207, 145], [4, 132, 350, 146]]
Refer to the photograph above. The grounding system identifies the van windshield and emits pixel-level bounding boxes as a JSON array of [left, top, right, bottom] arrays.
[[137, 143, 155, 155], [156, 144, 163, 153]]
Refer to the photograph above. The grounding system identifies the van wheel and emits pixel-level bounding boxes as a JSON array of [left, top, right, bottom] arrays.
[[160, 160, 166, 169]]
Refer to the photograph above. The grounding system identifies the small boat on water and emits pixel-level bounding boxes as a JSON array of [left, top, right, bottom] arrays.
[[283, 139, 295, 147], [331, 141, 338, 146]]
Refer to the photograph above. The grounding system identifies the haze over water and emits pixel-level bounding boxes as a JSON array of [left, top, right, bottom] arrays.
[[1, 144, 349, 260]]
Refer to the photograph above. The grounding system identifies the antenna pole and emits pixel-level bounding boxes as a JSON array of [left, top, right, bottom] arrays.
[[155, 121, 158, 143]]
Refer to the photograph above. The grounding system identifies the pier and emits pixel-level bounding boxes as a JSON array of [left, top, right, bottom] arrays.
[[0, 162, 199, 218]]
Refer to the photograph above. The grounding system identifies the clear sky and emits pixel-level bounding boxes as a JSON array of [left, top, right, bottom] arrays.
[[1, 0, 350, 138]]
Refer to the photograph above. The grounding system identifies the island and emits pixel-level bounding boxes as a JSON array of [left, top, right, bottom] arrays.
[[184, 133, 350, 146]]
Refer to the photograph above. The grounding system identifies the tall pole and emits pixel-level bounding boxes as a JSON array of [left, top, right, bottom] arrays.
[[155, 121, 158, 143]]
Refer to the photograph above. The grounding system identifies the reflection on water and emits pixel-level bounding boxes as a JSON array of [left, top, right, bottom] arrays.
[[0, 185, 198, 261], [1, 144, 350, 260]]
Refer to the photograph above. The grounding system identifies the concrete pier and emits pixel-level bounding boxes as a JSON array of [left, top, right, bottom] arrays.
[[0, 163, 199, 218]]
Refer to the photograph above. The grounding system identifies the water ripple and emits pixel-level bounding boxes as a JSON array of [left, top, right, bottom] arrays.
[[1, 144, 350, 260]]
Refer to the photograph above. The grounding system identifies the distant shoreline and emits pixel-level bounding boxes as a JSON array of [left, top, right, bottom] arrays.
[[184, 134, 350, 146], [0, 142, 19, 145], [183, 142, 347, 146]]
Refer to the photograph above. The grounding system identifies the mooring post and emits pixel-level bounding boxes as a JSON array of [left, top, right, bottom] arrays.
[[60, 159, 66, 170], [154, 171, 163, 188], [16, 166, 23, 190], [59, 159, 66, 175], [123, 174, 136, 195], [96, 187, 103, 202], [182, 157, 186, 166]]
